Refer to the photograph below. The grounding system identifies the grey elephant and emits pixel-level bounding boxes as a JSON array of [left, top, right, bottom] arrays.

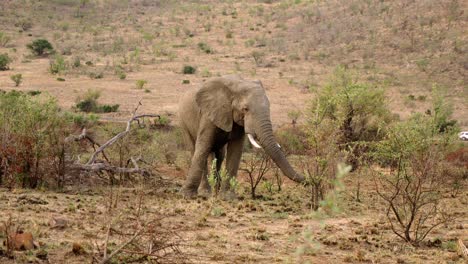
[[178, 75, 305, 198]]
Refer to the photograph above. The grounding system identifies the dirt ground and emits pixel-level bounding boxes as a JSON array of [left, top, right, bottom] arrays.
[[0, 171, 466, 263]]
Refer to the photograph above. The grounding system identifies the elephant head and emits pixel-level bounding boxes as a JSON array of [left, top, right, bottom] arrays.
[[195, 75, 305, 183]]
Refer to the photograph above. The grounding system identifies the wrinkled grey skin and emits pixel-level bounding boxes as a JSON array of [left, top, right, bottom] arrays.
[[178, 75, 305, 198]]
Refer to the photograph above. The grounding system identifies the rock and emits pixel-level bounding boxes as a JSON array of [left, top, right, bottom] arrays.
[[36, 249, 48, 260], [72, 242, 86, 255], [9, 231, 35, 250], [49, 217, 69, 229]]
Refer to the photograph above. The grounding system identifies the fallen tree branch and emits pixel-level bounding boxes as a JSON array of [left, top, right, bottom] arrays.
[[66, 100, 159, 177], [87, 100, 160, 165], [69, 163, 150, 176], [458, 238, 468, 259], [99, 227, 144, 264]]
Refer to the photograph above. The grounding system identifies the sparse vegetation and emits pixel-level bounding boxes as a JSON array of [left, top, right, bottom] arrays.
[[135, 79, 147, 89], [0, 32, 11, 47], [198, 42, 213, 54], [10, 74, 22, 87], [49, 55, 67, 74], [75, 89, 119, 113], [183, 65, 196, 74], [0, 53, 11, 71]]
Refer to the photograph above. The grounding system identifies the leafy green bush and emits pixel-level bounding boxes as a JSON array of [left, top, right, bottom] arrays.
[[183, 65, 196, 74], [0, 53, 11, 70], [75, 89, 119, 113], [310, 66, 393, 170], [373, 114, 457, 245], [49, 55, 67, 74], [27, 39, 54, 56], [100, 104, 120, 113], [0, 32, 11, 47], [10, 73, 22, 87], [136, 79, 147, 89], [0, 91, 69, 188], [197, 42, 213, 54], [75, 89, 100, 112]]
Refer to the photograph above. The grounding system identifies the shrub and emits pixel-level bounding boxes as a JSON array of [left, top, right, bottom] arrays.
[[0, 53, 11, 71], [15, 19, 32, 31], [311, 66, 393, 170], [100, 104, 120, 113], [49, 55, 67, 74], [373, 115, 456, 245], [182, 65, 196, 74], [75, 89, 119, 113], [0, 32, 11, 47], [252, 51, 265, 66], [241, 151, 273, 199], [75, 89, 100, 112], [27, 39, 54, 56], [0, 91, 68, 188], [72, 56, 81, 68], [88, 71, 103, 79], [136, 79, 147, 89], [287, 110, 301, 127], [197, 42, 213, 54], [10, 74, 22, 87]]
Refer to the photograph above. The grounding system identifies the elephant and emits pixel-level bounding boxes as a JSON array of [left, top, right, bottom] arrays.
[[178, 75, 305, 198]]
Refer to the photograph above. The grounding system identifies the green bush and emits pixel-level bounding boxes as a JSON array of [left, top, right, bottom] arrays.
[[49, 55, 67, 74], [197, 42, 213, 54], [0, 32, 11, 47], [75, 89, 119, 113], [100, 104, 120, 113], [10, 73, 22, 87], [310, 66, 393, 170], [136, 79, 147, 89], [183, 65, 196, 74], [27, 39, 54, 56], [373, 114, 457, 244], [0, 53, 11, 70], [0, 91, 69, 188]]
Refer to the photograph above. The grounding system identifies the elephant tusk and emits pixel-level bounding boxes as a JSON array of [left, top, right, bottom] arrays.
[[277, 143, 281, 148], [247, 134, 262, 149]]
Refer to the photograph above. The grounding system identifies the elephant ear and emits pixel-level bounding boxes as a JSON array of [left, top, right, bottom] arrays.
[[195, 79, 233, 132]]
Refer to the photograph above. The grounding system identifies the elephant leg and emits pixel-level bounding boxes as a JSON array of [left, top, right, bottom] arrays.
[[222, 135, 245, 199], [198, 154, 211, 197], [181, 121, 216, 198]]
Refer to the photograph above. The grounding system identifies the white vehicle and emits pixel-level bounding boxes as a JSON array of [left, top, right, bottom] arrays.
[[459, 131, 468, 141]]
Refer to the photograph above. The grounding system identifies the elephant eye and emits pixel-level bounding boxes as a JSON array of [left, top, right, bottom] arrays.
[[242, 107, 249, 113]]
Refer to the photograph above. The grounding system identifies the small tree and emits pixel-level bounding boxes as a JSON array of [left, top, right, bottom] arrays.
[[287, 110, 301, 127], [241, 150, 273, 199], [373, 115, 456, 245], [10, 73, 22, 87], [302, 96, 342, 210], [312, 66, 392, 171], [27, 39, 54, 56]]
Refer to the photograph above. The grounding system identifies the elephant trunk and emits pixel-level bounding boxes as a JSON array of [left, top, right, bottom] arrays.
[[255, 118, 305, 183]]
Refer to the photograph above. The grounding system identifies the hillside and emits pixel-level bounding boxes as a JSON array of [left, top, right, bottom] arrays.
[[0, 0, 466, 126]]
